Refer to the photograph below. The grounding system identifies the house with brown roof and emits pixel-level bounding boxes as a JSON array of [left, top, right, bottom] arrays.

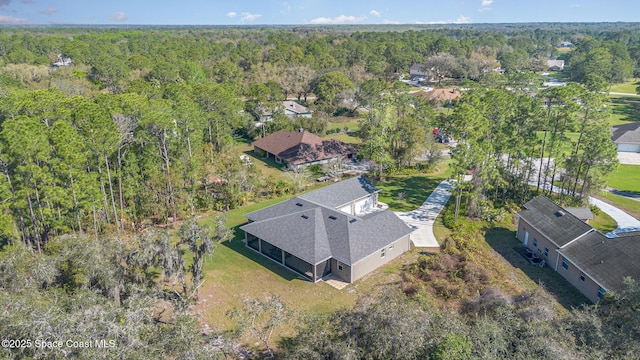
[[411, 88, 462, 103], [252, 129, 355, 169], [240, 176, 412, 283], [611, 122, 640, 153], [517, 196, 640, 303]]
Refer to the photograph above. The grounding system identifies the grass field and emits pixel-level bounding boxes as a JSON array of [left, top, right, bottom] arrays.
[[327, 116, 360, 132], [604, 164, 640, 194], [609, 79, 640, 94], [323, 132, 362, 144]]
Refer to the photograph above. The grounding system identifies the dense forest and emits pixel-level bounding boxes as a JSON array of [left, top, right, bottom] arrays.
[[0, 23, 639, 358]]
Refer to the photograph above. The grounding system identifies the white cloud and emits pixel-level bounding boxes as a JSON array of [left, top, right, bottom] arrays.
[[241, 12, 262, 21], [419, 15, 471, 25], [40, 7, 58, 15], [384, 19, 400, 24], [109, 11, 128, 22], [482, 0, 494, 6], [226, 11, 237, 18], [370, 10, 380, 17], [310, 15, 366, 24], [0, 15, 27, 24]]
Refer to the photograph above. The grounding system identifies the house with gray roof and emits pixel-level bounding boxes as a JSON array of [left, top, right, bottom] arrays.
[[611, 122, 640, 153], [517, 195, 640, 302], [240, 176, 412, 283]]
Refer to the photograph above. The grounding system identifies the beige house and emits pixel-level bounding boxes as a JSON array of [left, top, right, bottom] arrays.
[[517, 196, 640, 303], [240, 176, 412, 283]]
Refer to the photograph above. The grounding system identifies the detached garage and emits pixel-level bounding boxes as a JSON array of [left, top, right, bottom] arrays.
[[611, 123, 640, 153]]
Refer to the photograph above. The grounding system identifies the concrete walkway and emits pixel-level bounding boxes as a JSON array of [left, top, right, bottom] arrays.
[[588, 196, 640, 236], [395, 180, 453, 248]]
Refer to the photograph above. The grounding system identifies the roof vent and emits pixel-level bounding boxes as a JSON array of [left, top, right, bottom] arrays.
[[555, 210, 565, 217], [349, 219, 357, 223], [301, 215, 309, 219], [295, 202, 303, 207], [328, 215, 337, 220]]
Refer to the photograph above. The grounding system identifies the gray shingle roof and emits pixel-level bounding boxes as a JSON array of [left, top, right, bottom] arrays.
[[240, 176, 411, 266], [565, 207, 594, 221], [611, 122, 640, 145], [518, 196, 593, 247], [560, 232, 640, 292], [299, 175, 379, 208]]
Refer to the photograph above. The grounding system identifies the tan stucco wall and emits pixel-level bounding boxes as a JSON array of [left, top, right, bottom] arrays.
[[330, 258, 351, 282], [557, 255, 602, 303], [351, 235, 411, 282], [517, 218, 560, 268]]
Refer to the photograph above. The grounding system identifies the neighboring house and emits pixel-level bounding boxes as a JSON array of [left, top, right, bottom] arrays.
[[547, 59, 565, 71], [257, 101, 312, 123], [560, 41, 574, 48], [410, 88, 462, 103], [517, 195, 640, 303], [283, 100, 312, 118], [240, 176, 412, 283], [611, 122, 640, 153], [252, 129, 355, 169], [52, 54, 73, 67], [409, 63, 430, 78]]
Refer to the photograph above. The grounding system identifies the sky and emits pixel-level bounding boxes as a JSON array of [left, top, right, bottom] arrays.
[[0, 0, 638, 25]]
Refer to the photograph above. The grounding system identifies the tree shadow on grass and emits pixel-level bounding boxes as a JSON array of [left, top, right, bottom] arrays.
[[610, 96, 640, 123], [485, 227, 590, 310], [220, 225, 304, 282]]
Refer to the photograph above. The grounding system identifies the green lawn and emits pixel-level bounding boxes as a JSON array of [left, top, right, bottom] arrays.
[[590, 210, 617, 233], [609, 79, 640, 94], [376, 173, 448, 212], [607, 96, 640, 125], [327, 116, 360, 132], [604, 164, 640, 194], [323, 132, 362, 144]]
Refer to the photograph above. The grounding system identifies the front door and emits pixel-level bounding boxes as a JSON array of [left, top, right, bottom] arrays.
[[524, 231, 529, 246]]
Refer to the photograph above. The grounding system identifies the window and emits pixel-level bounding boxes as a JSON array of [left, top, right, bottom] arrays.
[[580, 273, 585, 282], [598, 287, 606, 298], [562, 258, 569, 270], [338, 263, 343, 271], [381, 248, 386, 258], [544, 247, 549, 258], [533, 238, 538, 247], [389, 243, 394, 250]]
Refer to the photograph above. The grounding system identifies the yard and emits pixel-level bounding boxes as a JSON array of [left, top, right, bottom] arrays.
[[604, 164, 640, 194], [608, 96, 640, 126], [195, 189, 419, 342], [609, 79, 640, 94], [484, 226, 590, 310]]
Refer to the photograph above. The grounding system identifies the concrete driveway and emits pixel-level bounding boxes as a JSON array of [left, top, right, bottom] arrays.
[[395, 180, 453, 248], [589, 197, 640, 236]]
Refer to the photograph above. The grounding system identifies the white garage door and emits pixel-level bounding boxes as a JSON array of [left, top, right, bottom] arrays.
[[618, 143, 640, 153]]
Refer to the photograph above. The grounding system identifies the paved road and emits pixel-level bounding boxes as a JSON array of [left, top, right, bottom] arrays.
[[609, 92, 640, 97], [395, 180, 453, 248]]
